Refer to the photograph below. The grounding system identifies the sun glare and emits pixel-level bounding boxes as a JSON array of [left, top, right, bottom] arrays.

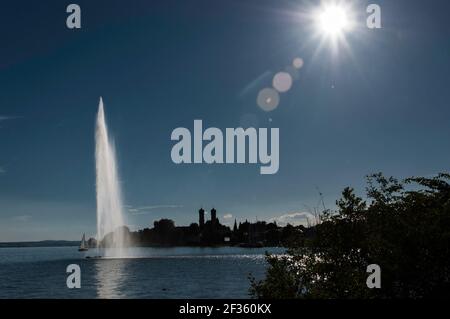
[[315, 4, 352, 38]]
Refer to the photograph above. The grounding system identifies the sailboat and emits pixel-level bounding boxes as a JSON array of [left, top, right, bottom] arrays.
[[78, 233, 89, 252]]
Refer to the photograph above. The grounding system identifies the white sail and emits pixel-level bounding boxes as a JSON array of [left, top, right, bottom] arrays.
[[79, 233, 88, 251]]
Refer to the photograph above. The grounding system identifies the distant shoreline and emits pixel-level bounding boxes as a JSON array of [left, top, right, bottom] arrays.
[[0, 241, 283, 249], [0, 240, 79, 248]]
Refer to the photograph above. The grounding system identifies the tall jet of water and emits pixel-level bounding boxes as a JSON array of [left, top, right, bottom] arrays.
[[95, 97, 127, 256]]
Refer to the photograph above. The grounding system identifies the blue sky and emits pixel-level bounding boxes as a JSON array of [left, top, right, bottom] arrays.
[[1, 0, 450, 241]]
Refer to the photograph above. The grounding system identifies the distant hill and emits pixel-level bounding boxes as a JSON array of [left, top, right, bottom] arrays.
[[0, 240, 79, 248]]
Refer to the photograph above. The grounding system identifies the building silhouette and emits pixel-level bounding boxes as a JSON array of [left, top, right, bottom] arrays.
[[199, 208, 205, 229], [211, 208, 217, 224], [124, 206, 305, 248]]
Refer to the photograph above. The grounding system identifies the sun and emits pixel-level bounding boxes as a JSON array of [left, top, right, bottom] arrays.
[[318, 5, 349, 35], [315, 3, 353, 38]]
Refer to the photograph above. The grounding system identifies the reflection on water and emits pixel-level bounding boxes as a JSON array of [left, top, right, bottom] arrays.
[[95, 258, 129, 298], [87, 246, 284, 259], [0, 246, 285, 298], [89, 247, 285, 299]]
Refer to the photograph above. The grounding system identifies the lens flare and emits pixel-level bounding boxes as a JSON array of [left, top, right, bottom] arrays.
[[273, 72, 293, 93], [257, 88, 280, 112]]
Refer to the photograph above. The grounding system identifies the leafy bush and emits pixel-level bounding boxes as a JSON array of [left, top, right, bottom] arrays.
[[250, 173, 450, 299]]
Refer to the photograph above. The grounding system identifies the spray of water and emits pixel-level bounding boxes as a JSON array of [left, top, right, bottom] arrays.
[[95, 97, 128, 257]]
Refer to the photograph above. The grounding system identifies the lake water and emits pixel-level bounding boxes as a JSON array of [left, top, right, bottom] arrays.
[[0, 246, 284, 299]]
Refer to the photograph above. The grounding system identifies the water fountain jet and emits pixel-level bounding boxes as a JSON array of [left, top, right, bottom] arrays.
[[95, 97, 128, 257]]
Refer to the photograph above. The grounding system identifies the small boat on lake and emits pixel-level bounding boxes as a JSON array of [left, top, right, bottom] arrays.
[[78, 233, 89, 252]]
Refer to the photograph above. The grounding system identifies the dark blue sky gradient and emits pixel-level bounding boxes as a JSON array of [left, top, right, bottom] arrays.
[[1, 0, 450, 240]]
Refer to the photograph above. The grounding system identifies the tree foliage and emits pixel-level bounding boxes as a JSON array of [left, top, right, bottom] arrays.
[[250, 173, 450, 299]]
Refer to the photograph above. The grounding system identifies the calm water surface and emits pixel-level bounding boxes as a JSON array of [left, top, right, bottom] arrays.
[[0, 246, 284, 299]]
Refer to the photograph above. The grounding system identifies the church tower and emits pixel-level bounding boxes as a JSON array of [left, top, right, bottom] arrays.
[[211, 208, 217, 224], [199, 208, 205, 229]]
